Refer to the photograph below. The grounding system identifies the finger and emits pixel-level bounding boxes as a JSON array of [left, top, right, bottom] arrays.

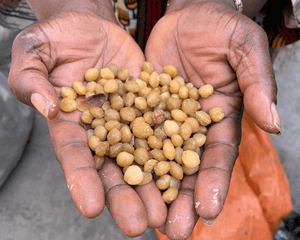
[[194, 115, 240, 223], [8, 24, 59, 119], [47, 110, 105, 218], [228, 17, 281, 134], [134, 180, 168, 228], [99, 158, 148, 237], [165, 174, 198, 240]]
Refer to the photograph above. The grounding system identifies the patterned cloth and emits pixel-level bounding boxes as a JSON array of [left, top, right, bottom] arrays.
[[112, 0, 300, 50], [113, 0, 167, 50], [0, 0, 36, 31], [1, 0, 300, 49]]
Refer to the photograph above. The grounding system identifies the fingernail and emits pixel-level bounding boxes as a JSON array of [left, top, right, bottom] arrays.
[[31, 93, 49, 118], [271, 102, 282, 135], [202, 217, 217, 226]]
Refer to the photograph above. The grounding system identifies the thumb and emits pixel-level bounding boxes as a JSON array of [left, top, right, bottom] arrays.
[[8, 25, 59, 119], [229, 20, 281, 134]]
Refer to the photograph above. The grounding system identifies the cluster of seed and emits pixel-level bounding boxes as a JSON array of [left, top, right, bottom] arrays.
[[60, 62, 225, 204]]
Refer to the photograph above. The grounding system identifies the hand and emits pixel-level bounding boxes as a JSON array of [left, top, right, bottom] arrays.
[[8, 10, 167, 237], [145, 2, 281, 239]]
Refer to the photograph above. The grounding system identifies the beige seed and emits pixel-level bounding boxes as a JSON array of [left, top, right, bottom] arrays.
[[94, 125, 108, 141], [132, 122, 153, 138], [156, 175, 171, 190], [61, 87, 77, 100], [159, 73, 172, 85], [95, 141, 110, 157], [163, 140, 176, 160], [117, 68, 129, 81], [124, 80, 140, 93], [170, 176, 181, 189], [195, 111, 212, 126], [134, 147, 149, 165], [89, 107, 104, 119], [138, 172, 153, 186], [171, 109, 188, 122], [164, 120, 180, 137], [199, 84, 213, 98], [171, 134, 184, 147], [193, 133, 206, 147], [124, 165, 143, 185], [144, 159, 158, 173], [120, 125, 132, 143], [182, 150, 200, 168], [149, 71, 160, 88], [116, 152, 134, 167], [140, 71, 150, 83], [163, 65, 177, 78], [107, 128, 121, 145], [151, 149, 167, 162], [81, 110, 94, 124], [142, 61, 154, 74], [154, 161, 170, 176], [162, 187, 178, 204], [104, 79, 119, 94], [183, 164, 200, 175], [100, 68, 115, 80], [209, 107, 225, 122], [73, 81, 87, 95], [120, 107, 136, 122], [85, 68, 100, 82], [60, 97, 77, 112], [88, 136, 101, 151], [107, 63, 118, 77], [86, 81, 98, 92], [169, 161, 183, 180]]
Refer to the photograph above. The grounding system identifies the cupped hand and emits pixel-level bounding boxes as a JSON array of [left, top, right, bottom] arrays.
[[8, 11, 166, 236], [145, 2, 281, 239]]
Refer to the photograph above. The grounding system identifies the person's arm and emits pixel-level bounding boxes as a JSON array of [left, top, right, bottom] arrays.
[[24, 0, 117, 22], [166, 0, 269, 19]]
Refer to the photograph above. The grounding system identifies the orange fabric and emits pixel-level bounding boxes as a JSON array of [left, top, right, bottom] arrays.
[[156, 112, 292, 240]]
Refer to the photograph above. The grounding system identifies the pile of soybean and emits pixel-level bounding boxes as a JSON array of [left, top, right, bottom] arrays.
[[60, 62, 224, 204]]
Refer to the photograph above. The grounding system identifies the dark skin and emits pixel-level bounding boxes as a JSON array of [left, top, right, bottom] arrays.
[[7, 0, 281, 239], [145, 2, 280, 238], [8, 10, 167, 237]]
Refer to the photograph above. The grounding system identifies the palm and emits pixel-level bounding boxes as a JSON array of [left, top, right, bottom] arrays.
[[42, 13, 143, 88], [145, 2, 276, 238], [9, 11, 166, 237]]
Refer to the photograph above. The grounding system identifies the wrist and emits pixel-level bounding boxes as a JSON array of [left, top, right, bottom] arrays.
[[25, 0, 117, 23], [166, 0, 237, 14]]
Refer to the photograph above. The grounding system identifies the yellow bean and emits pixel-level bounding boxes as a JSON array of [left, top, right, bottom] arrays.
[[154, 161, 170, 176], [73, 81, 87, 95], [162, 187, 178, 204], [60, 97, 77, 112], [199, 84, 213, 98], [85, 68, 100, 82], [134, 147, 149, 165], [124, 165, 143, 185], [156, 175, 171, 190], [61, 87, 77, 100], [182, 150, 200, 168], [209, 107, 225, 122], [116, 152, 134, 167], [163, 65, 177, 78]]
